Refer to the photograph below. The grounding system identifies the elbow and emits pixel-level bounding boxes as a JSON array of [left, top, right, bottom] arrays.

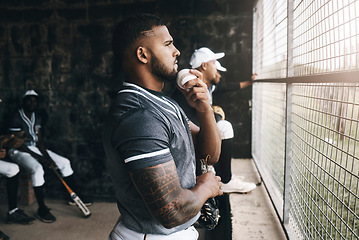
[[210, 137, 222, 165], [162, 222, 176, 229], [156, 215, 186, 229], [208, 155, 220, 165], [151, 196, 200, 229]]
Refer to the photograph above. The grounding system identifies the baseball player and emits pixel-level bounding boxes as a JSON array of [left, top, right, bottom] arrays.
[[7, 90, 91, 223]]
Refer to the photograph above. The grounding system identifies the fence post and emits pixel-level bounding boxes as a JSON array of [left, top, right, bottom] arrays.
[[283, 0, 294, 226], [283, 82, 292, 226]]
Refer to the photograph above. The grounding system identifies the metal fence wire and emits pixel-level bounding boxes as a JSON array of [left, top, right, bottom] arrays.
[[252, 0, 359, 239]]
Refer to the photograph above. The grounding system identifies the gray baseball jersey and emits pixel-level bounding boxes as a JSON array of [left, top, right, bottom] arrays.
[[103, 82, 200, 235]]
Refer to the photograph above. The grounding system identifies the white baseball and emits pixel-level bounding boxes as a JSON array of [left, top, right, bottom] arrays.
[[176, 69, 197, 89]]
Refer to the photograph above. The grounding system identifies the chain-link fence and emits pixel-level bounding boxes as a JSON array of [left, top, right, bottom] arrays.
[[252, 0, 359, 239]]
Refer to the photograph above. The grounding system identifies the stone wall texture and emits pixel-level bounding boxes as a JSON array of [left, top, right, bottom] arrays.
[[0, 0, 254, 200]]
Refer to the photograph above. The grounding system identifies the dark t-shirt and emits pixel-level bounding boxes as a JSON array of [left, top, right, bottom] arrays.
[[103, 82, 200, 235]]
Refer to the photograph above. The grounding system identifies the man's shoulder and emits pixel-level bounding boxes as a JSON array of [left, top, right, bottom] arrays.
[[112, 85, 158, 108], [8, 109, 21, 121], [108, 90, 151, 118]]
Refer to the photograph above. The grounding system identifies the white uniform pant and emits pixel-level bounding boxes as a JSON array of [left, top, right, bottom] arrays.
[[9, 146, 74, 187], [108, 220, 199, 240], [0, 160, 19, 178], [217, 120, 234, 140]]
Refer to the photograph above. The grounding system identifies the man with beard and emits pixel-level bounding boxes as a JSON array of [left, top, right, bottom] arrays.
[[172, 47, 257, 194], [103, 14, 223, 240]]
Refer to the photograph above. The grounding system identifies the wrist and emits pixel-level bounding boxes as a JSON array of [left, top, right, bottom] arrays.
[[193, 181, 213, 203], [196, 104, 213, 114]]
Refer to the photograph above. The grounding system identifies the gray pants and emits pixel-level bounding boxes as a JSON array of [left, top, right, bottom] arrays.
[[9, 146, 74, 187], [0, 160, 19, 178], [108, 220, 199, 240]]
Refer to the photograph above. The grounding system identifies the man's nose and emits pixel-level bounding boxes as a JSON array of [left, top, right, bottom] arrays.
[[174, 46, 180, 57]]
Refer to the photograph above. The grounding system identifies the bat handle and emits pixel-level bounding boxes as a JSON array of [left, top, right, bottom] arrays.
[[52, 168, 74, 194]]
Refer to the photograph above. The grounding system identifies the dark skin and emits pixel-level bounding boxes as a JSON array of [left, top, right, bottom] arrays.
[[0, 148, 5, 159], [123, 25, 222, 229]]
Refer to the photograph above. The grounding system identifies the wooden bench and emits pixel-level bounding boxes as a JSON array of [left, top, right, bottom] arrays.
[[0, 172, 36, 206]]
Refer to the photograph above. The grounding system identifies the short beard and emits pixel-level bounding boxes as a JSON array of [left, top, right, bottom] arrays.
[[150, 50, 177, 82]]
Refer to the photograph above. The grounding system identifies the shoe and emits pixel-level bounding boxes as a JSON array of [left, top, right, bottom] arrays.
[[68, 196, 93, 207], [7, 209, 35, 225], [36, 207, 56, 223], [0, 231, 10, 240], [232, 174, 245, 180], [221, 178, 256, 193]]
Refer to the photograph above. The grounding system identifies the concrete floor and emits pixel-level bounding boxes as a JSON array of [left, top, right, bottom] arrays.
[[230, 159, 287, 240], [0, 201, 118, 240], [0, 159, 287, 240]]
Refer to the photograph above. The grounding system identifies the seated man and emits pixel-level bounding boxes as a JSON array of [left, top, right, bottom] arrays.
[[0, 132, 35, 225], [7, 90, 91, 223]]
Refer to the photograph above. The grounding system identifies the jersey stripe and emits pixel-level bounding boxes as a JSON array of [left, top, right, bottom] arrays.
[[124, 148, 170, 163], [121, 82, 185, 128], [118, 89, 179, 119], [8, 128, 22, 131], [122, 82, 178, 112], [18, 109, 38, 143]]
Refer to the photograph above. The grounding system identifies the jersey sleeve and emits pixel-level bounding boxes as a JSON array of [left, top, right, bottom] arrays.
[[112, 108, 173, 171], [7, 111, 23, 132]]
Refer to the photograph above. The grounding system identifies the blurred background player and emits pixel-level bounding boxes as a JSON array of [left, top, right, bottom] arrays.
[[173, 47, 257, 193], [6, 90, 92, 223]]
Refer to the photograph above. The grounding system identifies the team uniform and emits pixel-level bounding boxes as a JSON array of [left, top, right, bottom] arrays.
[[0, 160, 19, 178], [103, 82, 200, 239], [7, 108, 74, 187]]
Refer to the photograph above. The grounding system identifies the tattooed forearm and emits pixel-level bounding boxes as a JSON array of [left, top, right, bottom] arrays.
[[130, 161, 202, 228]]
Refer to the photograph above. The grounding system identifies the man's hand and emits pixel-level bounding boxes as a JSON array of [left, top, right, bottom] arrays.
[[177, 69, 212, 113], [0, 149, 6, 159], [0, 131, 26, 149], [195, 171, 223, 199], [251, 73, 258, 82]]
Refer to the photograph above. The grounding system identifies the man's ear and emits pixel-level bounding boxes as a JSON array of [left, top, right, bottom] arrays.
[[136, 47, 148, 64], [201, 62, 207, 70]]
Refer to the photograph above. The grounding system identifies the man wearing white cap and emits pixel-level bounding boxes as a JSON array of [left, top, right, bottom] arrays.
[[7, 90, 92, 223], [173, 47, 256, 194]]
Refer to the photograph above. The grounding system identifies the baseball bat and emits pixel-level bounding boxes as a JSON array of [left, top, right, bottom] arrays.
[[51, 168, 91, 218]]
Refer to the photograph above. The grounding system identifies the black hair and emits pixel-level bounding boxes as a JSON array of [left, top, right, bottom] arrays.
[[112, 14, 164, 60]]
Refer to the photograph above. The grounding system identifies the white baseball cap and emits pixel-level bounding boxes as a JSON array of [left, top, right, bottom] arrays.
[[215, 60, 227, 72], [23, 90, 39, 98], [189, 47, 225, 69]]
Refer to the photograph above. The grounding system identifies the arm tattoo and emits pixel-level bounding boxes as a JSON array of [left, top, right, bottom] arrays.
[[130, 161, 201, 228]]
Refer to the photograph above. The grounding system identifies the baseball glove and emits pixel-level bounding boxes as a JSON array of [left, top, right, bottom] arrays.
[[212, 105, 225, 120], [0, 131, 26, 149], [197, 156, 220, 230]]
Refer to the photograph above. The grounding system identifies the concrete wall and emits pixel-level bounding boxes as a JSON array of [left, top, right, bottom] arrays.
[[0, 0, 254, 200]]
